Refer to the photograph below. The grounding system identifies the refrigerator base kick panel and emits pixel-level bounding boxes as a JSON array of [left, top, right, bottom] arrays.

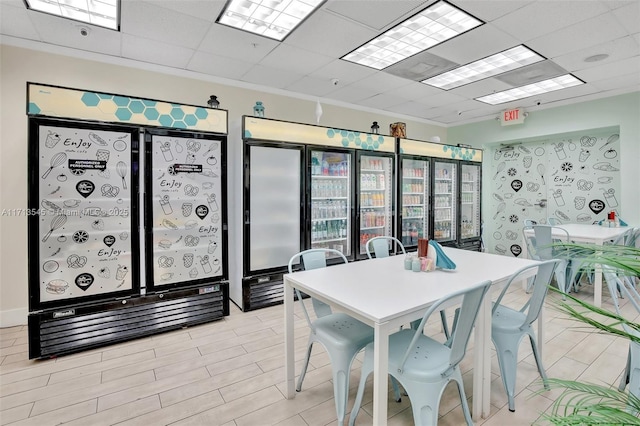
[[28, 284, 229, 359]]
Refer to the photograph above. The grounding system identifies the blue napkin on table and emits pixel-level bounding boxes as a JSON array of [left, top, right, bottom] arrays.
[[428, 240, 457, 270]]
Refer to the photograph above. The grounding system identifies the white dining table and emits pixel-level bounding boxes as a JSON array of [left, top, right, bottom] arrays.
[[283, 247, 539, 424], [522, 223, 630, 307]]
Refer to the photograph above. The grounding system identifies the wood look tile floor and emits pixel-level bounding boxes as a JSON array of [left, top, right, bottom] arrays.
[[1, 282, 634, 426]]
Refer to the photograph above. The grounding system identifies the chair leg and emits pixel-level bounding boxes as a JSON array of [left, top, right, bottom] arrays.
[[492, 334, 522, 412], [401, 376, 444, 426], [627, 342, 640, 415], [440, 310, 450, 340], [452, 369, 473, 426], [348, 349, 373, 426], [296, 338, 314, 392], [619, 347, 631, 392], [528, 332, 549, 389], [328, 348, 362, 425]]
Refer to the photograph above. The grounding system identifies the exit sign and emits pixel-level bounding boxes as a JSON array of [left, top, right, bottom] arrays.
[[500, 108, 526, 126]]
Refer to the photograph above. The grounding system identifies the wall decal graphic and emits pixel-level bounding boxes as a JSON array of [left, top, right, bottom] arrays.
[[485, 129, 620, 257]]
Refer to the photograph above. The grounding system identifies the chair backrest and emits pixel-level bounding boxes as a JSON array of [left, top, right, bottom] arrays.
[[523, 219, 538, 227], [397, 281, 492, 374], [366, 236, 406, 259], [288, 249, 348, 324], [492, 260, 561, 329], [603, 266, 640, 335], [611, 227, 639, 247], [532, 225, 570, 260], [547, 217, 562, 225]]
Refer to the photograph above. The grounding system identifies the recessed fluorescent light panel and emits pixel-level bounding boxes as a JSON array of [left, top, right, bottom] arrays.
[[217, 0, 325, 41], [423, 45, 544, 90], [475, 74, 584, 105], [342, 1, 482, 70], [25, 0, 119, 30]]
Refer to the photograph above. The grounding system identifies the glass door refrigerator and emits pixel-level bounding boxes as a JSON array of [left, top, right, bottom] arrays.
[[309, 149, 353, 258], [357, 153, 395, 258], [433, 159, 458, 246], [235, 117, 396, 311], [459, 162, 482, 250], [398, 157, 430, 249], [397, 138, 483, 251]]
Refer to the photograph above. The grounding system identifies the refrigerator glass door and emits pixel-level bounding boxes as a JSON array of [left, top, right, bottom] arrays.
[[461, 163, 481, 239], [434, 161, 457, 242], [150, 135, 224, 287], [310, 150, 351, 257], [400, 158, 429, 247], [36, 124, 135, 303], [249, 145, 302, 271], [359, 155, 393, 254]]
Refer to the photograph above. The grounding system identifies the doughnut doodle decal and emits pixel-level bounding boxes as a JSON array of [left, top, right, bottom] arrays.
[[37, 124, 133, 302], [486, 130, 620, 257]]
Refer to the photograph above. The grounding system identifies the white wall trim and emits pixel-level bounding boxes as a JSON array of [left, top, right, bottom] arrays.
[[0, 308, 28, 328]]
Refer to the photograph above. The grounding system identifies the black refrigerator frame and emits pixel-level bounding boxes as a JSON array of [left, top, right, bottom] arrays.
[[26, 83, 230, 359]]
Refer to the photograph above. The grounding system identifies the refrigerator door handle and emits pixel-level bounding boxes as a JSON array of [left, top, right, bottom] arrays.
[[244, 210, 250, 224]]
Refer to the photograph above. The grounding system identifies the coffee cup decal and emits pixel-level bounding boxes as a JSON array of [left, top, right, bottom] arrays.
[[553, 189, 565, 206], [159, 195, 173, 215], [579, 148, 590, 162], [553, 143, 566, 160], [602, 188, 618, 207], [161, 142, 173, 161], [588, 199, 605, 215], [45, 131, 61, 148]]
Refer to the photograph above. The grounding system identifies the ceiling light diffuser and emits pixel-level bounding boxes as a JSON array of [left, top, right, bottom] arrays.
[[342, 1, 482, 70], [25, 0, 119, 30], [217, 0, 325, 41], [423, 45, 544, 90], [475, 74, 584, 105]]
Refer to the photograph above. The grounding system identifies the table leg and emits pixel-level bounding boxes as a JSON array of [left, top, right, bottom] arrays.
[[284, 277, 295, 399], [373, 323, 389, 425], [594, 241, 603, 308], [473, 288, 491, 419]]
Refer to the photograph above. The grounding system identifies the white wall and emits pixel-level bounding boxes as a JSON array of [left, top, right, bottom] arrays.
[[0, 44, 446, 326], [448, 93, 640, 241]]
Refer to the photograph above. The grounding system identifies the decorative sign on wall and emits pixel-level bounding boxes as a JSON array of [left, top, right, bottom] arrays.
[[151, 135, 223, 285], [486, 129, 621, 257], [37, 125, 134, 301]]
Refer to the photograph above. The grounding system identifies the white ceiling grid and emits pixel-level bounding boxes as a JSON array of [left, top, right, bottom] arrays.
[[0, 0, 638, 125]]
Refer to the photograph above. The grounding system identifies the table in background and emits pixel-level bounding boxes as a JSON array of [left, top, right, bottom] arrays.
[[284, 248, 539, 424], [522, 223, 629, 307]]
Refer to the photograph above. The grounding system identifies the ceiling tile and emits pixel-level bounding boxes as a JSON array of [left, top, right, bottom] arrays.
[[349, 72, 413, 93], [198, 24, 279, 62], [27, 10, 122, 56], [391, 101, 437, 118], [611, 1, 640, 33], [591, 71, 640, 91], [358, 93, 408, 110], [121, 34, 194, 69], [309, 60, 377, 86], [492, 1, 609, 42], [428, 24, 520, 64], [574, 55, 640, 82], [187, 51, 254, 80], [121, 1, 211, 49], [285, 75, 343, 97], [392, 82, 442, 100], [241, 64, 304, 89], [1, 4, 40, 41], [414, 91, 468, 108], [528, 12, 628, 58], [324, 0, 428, 30], [141, 0, 225, 22], [553, 35, 640, 72], [327, 85, 377, 103], [258, 44, 334, 75], [454, 0, 530, 21], [283, 10, 379, 57]]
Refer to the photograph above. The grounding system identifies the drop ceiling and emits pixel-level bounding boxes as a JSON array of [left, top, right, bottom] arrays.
[[1, 0, 639, 126]]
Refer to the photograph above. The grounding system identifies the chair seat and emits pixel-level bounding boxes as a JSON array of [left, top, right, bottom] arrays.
[[492, 304, 527, 333], [314, 312, 374, 350], [387, 330, 452, 382]]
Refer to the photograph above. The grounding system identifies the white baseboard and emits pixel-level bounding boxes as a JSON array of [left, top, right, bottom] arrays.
[[0, 308, 28, 328]]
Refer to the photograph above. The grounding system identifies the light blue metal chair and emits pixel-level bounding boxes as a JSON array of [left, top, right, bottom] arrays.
[[547, 217, 562, 225], [349, 281, 492, 426], [603, 266, 640, 410], [531, 225, 573, 294], [365, 236, 406, 259], [288, 248, 368, 425], [491, 259, 561, 412]]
